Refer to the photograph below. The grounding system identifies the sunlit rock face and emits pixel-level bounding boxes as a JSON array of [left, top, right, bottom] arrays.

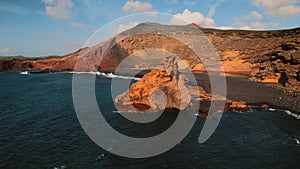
[[115, 56, 192, 112]]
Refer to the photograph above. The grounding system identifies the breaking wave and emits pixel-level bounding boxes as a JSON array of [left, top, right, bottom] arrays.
[[284, 110, 300, 120], [69, 71, 141, 80], [98, 72, 141, 80]]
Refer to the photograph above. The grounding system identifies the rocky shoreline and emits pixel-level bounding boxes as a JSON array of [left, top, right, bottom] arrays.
[[194, 72, 300, 114], [270, 85, 300, 113]]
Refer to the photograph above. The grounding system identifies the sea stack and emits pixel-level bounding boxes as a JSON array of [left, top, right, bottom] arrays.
[[115, 56, 192, 112]]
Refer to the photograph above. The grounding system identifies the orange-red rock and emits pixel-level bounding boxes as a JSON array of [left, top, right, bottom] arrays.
[[115, 56, 192, 112]]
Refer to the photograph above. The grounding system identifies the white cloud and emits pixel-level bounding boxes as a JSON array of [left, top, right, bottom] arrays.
[[227, 21, 279, 30], [63, 40, 83, 48], [276, 5, 300, 18], [1, 48, 9, 54], [251, 0, 300, 18], [123, 1, 153, 13], [165, 0, 178, 4], [70, 22, 90, 29], [183, 0, 197, 6], [115, 21, 139, 34], [213, 20, 279, 30], [250, 22, 279, 29], [42, 0, 74, 20], [170, 9, 215, 27], [42, 0, 54, 3], [166, 8, 172, 13], [213, 26, 236, 30], [245, 11, 263, 19], [207, 0, 222, 18]]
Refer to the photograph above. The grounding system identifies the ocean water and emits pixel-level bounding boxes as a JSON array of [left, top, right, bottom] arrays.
[[0, 72, 300, 169]]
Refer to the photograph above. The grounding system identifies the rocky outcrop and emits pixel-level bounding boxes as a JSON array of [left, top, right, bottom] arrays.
[[189, 85, 252, 118], [227, 100, 251, 111], [246, 42, 300, 90], [203, 28, 300, 90], [115, 56, 192, 112]]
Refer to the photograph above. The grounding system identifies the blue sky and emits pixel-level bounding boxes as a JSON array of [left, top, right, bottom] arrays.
[[0, 0, 300, 56]]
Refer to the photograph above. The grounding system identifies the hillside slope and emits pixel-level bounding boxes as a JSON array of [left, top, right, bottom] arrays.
[[1, 23, 299, 90]]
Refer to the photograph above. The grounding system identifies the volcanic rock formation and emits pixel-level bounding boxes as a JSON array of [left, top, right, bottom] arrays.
[[115, 56, 192, 112]]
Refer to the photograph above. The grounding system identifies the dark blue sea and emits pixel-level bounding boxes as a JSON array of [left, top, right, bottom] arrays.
[[0, 72, 300, 169]]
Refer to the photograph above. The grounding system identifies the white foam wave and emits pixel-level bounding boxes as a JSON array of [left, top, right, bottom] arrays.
[[113, 110, 139, 114], [232, 109, 252, 114], [67, 71, 99, 75], [53, 165, 66, 169], [99, 72, 141, 80], [50, 71, 141, 80], [284, 110, 300, 120], [267, 108, 300, 120], [294, 138, 300, 145], [20, 71, 29, 75]]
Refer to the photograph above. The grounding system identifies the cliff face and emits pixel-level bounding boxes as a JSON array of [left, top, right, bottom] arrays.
[[1, 23, 299, 90]]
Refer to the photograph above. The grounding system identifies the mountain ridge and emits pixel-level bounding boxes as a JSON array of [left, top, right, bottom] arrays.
[[1, 22, 299, 90]]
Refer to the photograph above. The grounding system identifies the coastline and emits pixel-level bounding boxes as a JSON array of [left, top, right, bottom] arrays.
[[10, 68, 300, 114], [102, 68, 300, 114], [194, 72, 300, 114]]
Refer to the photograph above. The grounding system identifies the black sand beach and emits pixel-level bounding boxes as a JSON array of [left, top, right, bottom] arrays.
[[100, 68, 299, 114], [194, 73, 300, 113]]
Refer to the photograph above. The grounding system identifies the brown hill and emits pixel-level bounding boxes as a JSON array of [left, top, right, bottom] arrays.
[[1, 22, 299, 90]]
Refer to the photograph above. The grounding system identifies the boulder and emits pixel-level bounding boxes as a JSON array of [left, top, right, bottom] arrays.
[[227, 100, 251, 111], [261, 104, 270, 109]]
